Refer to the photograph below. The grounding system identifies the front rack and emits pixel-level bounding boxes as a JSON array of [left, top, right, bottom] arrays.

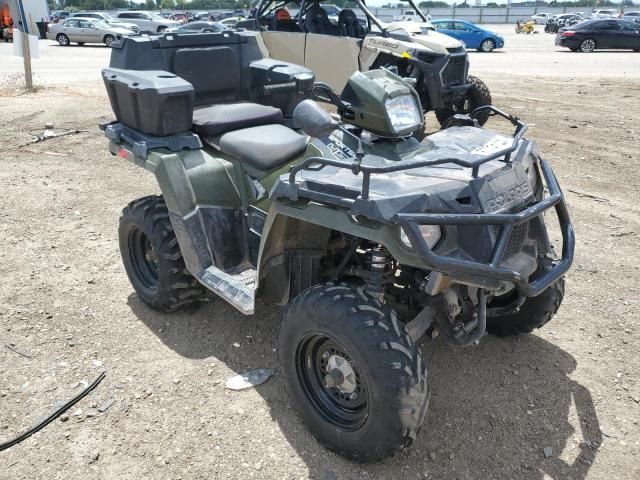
[[288, 106, 528, 200]]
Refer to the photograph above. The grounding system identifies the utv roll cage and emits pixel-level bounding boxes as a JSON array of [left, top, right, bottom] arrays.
[[250, 0, 429, 37], [275, 106, 575, 298]]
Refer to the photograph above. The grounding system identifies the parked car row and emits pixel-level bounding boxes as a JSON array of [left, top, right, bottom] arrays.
[[44, 8, 639, 55], [533, 9, 629, 25], [46, 10, 186, 47]]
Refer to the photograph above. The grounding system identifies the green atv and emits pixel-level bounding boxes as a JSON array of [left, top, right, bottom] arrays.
[[102, 31, 574, 462]]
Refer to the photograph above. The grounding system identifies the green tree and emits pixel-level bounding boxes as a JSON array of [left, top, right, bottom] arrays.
[[161, 0, 176, 9], [418, 1, 450, 7]]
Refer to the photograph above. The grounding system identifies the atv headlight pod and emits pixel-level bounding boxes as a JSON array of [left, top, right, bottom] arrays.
[[400, 225, 442, 249], [385, 94, 422, 134]]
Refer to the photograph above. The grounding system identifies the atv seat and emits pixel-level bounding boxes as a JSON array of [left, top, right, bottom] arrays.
[[304, 5, 339, 35], [338, 10, 365, 38], [219, 124, 308, 171], [192, 103, 284, 137]]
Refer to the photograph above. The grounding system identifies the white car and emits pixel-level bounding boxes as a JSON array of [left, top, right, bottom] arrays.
[[592, 9, 620, 18], [115, 11, 179, 33], [394, 9, 426, 22], [219, 16, 244, 28], [531, 13, 552, 24]]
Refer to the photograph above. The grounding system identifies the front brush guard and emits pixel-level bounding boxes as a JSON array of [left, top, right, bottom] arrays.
[[398, 158, 574, 297], [280, 106, 574, 297]]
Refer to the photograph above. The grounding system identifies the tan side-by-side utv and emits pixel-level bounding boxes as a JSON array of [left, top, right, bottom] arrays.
[[237, 0, 492, 127]]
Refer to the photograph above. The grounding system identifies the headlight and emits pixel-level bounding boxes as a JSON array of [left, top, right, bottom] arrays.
[[400, 225, 442, 249], [385, 94, 422, 134]]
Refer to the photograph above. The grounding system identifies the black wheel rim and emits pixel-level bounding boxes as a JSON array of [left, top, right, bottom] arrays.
[[127, 227, 159, 291], [295, 334, 369, 431]]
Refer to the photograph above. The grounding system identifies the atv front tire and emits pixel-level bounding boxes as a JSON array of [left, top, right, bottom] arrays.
[[279, 283, 429, 462], [436, 75, 492, 127], [486, 257, 565, 337], [119, 195, 206, 312]]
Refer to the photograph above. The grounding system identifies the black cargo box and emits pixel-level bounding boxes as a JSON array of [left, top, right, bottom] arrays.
[[102, 68, 194, 137]]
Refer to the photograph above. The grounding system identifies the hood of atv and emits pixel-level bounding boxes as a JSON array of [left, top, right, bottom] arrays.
[[383, 21, 463, 53], [273, 127, 537, 222]]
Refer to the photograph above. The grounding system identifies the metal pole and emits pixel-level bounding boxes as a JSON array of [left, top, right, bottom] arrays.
[[21, 30, 33, 91]]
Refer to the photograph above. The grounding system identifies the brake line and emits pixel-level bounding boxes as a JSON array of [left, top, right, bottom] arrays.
[[0, 371, 106, 452]]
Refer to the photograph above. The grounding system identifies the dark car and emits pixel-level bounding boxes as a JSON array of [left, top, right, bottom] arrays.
[[556, 19, 640, 52], [165, 21, 227, 33], [51, 11, 70, 23]]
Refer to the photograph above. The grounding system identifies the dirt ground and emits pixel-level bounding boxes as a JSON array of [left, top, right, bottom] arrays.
[[1, 36, 640, 480]]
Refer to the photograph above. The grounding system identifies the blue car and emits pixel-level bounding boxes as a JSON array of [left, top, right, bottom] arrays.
[[431, 19, 504, 52]]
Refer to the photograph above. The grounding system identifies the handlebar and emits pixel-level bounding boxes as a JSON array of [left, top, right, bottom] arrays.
[[263, 82, 297, 95]]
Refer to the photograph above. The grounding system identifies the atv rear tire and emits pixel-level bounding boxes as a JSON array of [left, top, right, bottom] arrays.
[[119, 195, 206, 312], [279, 283, 429, 462], [435, 75, 492, 127], [486, 257, 565, 337]]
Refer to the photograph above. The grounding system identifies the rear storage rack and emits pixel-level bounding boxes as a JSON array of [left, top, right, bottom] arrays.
[[276, 106, 574, 297]]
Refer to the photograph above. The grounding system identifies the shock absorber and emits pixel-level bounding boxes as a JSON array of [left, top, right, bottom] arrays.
[[364, 246, 391, 300]]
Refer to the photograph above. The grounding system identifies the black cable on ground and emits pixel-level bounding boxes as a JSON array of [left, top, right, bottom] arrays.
[[0, 370, 106, 452]]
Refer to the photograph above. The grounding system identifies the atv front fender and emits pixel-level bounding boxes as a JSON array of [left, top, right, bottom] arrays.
[[256, 200, 427, 305]]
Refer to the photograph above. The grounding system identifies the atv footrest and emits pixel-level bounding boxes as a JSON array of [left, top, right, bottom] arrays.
[[197, 266, 256, 315]]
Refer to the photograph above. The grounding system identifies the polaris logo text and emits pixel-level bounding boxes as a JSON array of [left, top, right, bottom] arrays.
[[486, 182, 531, 211]]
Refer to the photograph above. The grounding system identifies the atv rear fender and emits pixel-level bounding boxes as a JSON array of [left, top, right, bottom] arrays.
[[109, 141, 258, 277]]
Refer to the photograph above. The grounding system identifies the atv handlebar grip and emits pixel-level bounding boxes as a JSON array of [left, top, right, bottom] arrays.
[[263, 82, 297, 95]]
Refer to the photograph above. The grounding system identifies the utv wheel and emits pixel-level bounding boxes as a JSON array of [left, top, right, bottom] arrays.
[[279, 283, 429, 462], [119, 195, 206, 312], [479, 38, 495, 52], [579, 38, 596, 53], [103, 35, 114, 47], [56, 33, 69, 46], [435, 75, 492, 127], [486, 257, 565, 337]]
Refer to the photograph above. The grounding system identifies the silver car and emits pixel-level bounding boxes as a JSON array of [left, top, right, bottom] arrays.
[[69, 12, 140, 33], [46, 18, 132, 47], [531, 12, 551, 24]]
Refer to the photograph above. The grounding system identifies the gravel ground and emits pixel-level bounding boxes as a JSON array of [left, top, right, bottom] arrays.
[[1, 27, 639, 480]]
